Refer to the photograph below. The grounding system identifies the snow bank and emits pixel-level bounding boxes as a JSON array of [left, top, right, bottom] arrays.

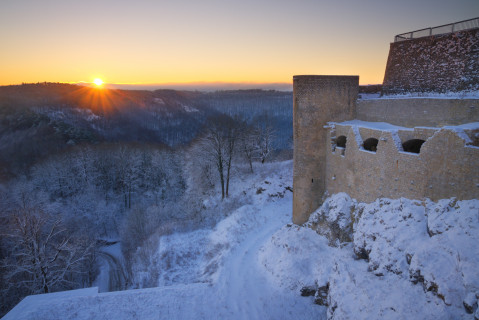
[[139, 229, 211, 287], [258, 224, 333, 290], [327, 260, 450, 320], [409, 199, 479, 308], [305, 193, 356, 246], [260, 193, 479, 319], [3, 288, 99, 320], [353, 197, 479, 314], [353, 198, 429, 277]]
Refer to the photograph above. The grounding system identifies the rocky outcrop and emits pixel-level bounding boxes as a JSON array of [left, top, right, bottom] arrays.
[[305, 194, 479, 318], [305, 193, 356, 247]]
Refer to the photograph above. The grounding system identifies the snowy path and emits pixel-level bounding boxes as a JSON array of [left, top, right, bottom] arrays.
[[218, 208, 286, 318], [221, 221, 283, 318], [4, 162, 326, 319], [5, 198, 325, 320], [96, 251, 126, 292], [93, 243, 127, 293], [212, 201, 325, 319]]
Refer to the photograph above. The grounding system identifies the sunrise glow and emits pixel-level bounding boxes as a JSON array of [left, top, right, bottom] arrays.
[[0, 0, 477, 87], [93, 78, 104, 86]]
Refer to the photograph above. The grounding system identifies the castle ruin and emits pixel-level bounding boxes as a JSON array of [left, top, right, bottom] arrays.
[[293, 18, 479, 224]]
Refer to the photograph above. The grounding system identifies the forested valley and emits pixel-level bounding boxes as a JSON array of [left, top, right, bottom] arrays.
[[0, 83, 293, 316]]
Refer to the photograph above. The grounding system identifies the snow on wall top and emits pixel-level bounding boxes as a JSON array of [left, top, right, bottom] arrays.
[[331, 120, 413, 132], [331, 120, 479, 134], [359, 91, 479, 100]]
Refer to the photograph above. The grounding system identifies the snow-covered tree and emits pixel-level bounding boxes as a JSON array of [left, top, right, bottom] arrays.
[[1, 207, 95, 295], [254, 115, 276, 164], [114, 146, 142, 209], [195, 114, 242, 199]]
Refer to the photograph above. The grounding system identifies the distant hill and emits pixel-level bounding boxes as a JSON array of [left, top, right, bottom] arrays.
[[0, 83, 293, 180]]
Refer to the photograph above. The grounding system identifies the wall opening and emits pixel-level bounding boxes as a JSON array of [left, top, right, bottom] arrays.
[[335, 135, 347, 155], [468, 130, 479, 147], [402, 139, 425, 153], [336, 135, 347, 148], [363, 138, 379, 152]]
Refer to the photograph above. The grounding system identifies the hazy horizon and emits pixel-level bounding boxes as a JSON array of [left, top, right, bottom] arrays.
[[0, 81, 295, 92], [1, 79, 388, 92], [80, 81, 295, 92], [1, 0, 478, 87]]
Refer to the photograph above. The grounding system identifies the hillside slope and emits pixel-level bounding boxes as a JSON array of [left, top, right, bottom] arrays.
[[4, 161, 478, 320], [0, 83, 293, 181], [3, 161, 325, 319]]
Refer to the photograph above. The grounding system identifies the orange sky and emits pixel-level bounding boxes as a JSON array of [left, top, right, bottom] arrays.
[[0, 0, 478, 88]]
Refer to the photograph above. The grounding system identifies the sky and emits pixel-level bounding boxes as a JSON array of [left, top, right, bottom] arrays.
[[0, 0, 478, 89]]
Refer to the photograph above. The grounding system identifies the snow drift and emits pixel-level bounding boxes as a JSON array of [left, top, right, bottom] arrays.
[[262, 193, 479, 319], [4, 161, 479, 320]]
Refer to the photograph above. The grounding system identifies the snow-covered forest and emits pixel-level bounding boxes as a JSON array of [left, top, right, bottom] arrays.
[[0, 84, 292, 316], [1, 83, 478, 319], [0, 84, 293, 181]]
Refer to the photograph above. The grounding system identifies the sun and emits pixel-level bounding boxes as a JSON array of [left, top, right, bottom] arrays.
[[93, 78, 104, 86]]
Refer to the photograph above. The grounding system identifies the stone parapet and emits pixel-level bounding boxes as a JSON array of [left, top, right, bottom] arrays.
[[325, 122, 479, 203]]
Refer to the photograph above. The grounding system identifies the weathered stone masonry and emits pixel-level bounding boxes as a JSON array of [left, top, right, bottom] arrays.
[[357, 98, 479, 128], [292, 76, 358, 224], [293, 79, 479, 224], [382, 28, 479, 94], [293, 26, 479, 224], [292, 24, 479, 224], [326, 122, 479, 204]]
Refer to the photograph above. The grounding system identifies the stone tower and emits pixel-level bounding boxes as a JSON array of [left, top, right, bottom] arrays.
[[293, 75, 358, 224]]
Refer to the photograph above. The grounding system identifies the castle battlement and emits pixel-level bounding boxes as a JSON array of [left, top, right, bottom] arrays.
[[325, 121, 479, 204], [293, 23, 479, 224]]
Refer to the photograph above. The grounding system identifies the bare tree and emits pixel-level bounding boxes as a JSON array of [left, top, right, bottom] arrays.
[[238, 116, 276, 169], [115, 147, 141, 209], [1, 207, 95, 295], [253, 114, 276, 164], [257, 123, 275, 164], [239, 123, 259, 173], [196, 114, 242, 199], [72, 146, 96, 188]]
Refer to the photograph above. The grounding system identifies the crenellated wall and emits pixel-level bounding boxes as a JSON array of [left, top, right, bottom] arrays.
[[325, 122, 479, 203], [292, 76, 479, 223], [382, 28, 479, 95], [293, 25, 479, 223]]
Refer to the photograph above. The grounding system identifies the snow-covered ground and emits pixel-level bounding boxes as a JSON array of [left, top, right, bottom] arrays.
[[93, 242, 128, 293], [302, 194, 479, 319], [3, 161, 324, 319], [3, 161, 479, 319], [359, 91, 479, 100]]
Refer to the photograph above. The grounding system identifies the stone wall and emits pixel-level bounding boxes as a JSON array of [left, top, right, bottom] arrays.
[[325, 123, 479, 203], [357, 98, 479, 127], [293, 76, 479, 224], [382, 28, 479, 94], [293, 76, 358, 224]]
